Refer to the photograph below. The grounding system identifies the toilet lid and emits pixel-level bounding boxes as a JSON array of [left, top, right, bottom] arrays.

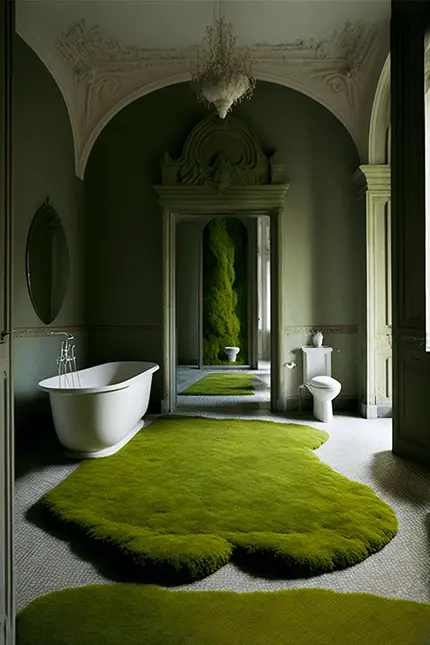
[[308, 376, 340, 389]]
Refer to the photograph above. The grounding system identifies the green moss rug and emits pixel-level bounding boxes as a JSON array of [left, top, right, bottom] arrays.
[[41, 417, 397, 582], [181, 373, 257, 395], [17, 585, 430, 645]]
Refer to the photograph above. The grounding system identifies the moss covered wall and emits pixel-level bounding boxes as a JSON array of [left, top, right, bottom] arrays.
[[203, 217, 248, 365]]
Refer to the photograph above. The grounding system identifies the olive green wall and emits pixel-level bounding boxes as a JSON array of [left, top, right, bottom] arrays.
[[85, 81, 362, 408], [13, 35, 86, 435], [176, 219, 205, 365]]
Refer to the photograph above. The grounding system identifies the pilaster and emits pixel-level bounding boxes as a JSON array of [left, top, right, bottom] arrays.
[[353, 164, 392, 418]]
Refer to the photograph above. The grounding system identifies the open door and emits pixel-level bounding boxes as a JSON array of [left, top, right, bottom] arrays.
[[391, 1, 430, 467], [0, 1, 15, 643]]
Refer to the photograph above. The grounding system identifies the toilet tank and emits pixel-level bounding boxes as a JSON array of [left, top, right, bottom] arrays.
[[302, 347, 333, 382]]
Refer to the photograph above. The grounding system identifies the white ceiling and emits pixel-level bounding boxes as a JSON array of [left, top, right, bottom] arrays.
[[16, 0, 391, 50]]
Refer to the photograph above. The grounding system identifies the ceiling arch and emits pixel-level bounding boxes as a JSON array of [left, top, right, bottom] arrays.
[[16, 7, 391, 179], [80, 69, 364, 180], [16, 20, 81, 174], [368, 54, 390, 164]]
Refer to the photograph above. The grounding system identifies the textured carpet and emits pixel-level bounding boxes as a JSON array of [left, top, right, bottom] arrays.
[[180, 373, 256, 395], [40, 416, 398, 582], [16, 585, 430, 645]]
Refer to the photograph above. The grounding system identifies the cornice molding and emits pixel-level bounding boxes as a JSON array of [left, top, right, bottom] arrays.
[[155, 184, 289, 213], [17, 16, 390, 179]]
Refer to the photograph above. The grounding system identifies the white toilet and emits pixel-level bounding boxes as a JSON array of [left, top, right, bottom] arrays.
[[302, 346, 341, 423], [225, 346, 240, 362]]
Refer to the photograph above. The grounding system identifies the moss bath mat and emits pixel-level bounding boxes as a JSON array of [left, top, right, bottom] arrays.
[[180, 372, 257, 395], [41, 417, 397, 582], [17, 585, 430, 645]]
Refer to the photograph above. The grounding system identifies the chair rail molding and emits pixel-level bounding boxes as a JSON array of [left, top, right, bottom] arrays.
[[13, 326, 85, 338], [15, 15, 390, 179]]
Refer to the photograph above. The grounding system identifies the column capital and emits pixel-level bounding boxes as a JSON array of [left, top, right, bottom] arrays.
[[352, 164, 391, 197]]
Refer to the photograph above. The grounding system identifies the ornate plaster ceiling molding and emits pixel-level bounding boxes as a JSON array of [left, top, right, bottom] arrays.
[[48, 18, 388, 178]]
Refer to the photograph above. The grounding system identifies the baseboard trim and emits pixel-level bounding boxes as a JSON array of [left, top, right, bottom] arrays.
[[360, 402, 392, 419], [286, 394, 358, 413], [360, 402, 378, 419]]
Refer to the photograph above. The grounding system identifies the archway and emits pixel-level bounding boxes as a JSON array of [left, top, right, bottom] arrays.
[[154, 114, 289, 413], [369, 55, 391, 165]]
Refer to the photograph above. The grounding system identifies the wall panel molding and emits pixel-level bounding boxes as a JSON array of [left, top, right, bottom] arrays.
[[13, 326, 85, 338], [284, 325, 358, 335]]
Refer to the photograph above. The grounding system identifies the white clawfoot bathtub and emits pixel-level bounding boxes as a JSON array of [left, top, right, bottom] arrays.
[[38, 361, 159, 459]]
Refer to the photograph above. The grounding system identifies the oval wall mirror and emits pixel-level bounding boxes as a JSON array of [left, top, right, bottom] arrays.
[[26, 200, 70, 324]]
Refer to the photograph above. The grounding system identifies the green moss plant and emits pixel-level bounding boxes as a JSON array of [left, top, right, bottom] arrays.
[[41, 416, 398, 583], [181, 373, 256, 395], [203, 217, 247, 364], [17, 585, 430, 645]]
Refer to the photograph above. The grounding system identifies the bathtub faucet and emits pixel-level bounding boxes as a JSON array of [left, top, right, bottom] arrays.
[[51, 332, 81, 388]]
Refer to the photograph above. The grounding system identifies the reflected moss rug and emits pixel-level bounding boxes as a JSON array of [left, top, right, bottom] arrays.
[[41, 417, 397, 582], [17, 585, 430, 645], [180, 373, 257, 395]]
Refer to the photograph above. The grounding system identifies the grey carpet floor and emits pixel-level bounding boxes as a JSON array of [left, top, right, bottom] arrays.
[[15, 366, 430, 610]]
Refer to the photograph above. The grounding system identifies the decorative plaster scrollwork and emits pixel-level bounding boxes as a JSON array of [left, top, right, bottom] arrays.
[[55, 19, 187, 80], [84, 73, 123, 123], [49, 17, 389, 177]]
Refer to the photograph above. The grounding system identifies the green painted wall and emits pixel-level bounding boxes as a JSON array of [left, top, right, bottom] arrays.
[[14, 35, 86, 436], [85, 80, 362, 407]]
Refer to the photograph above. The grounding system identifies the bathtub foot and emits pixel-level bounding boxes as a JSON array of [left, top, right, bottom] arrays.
[[63, 419, 145, 459]]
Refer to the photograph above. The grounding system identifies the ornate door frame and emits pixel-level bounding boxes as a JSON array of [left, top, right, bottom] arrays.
[[154, 115, 289, 413]]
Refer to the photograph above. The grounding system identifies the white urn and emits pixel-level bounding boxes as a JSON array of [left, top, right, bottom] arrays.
[[312, 331, 323, 347]]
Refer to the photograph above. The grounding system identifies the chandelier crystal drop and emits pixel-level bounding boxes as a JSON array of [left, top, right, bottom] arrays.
[[191, 13, 256, 119]]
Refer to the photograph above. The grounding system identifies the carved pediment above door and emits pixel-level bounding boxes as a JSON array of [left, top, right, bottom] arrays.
[[160, 115, 285, 192]]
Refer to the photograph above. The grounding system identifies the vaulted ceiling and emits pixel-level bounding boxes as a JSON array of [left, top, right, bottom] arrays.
[[16, 0, 391, 177]]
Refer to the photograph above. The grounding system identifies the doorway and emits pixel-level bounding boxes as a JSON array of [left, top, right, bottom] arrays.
[[175, 214, 271, 413], [154, 113, 289, 415]]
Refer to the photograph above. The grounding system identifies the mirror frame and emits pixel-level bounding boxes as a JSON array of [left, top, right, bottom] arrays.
[[25, 197, 69, 325]]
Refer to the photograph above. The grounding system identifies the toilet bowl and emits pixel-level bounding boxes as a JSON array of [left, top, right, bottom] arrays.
[[225, 346, 240, 362], [306, 375, 341, 423], [301, 346, 342, 423]]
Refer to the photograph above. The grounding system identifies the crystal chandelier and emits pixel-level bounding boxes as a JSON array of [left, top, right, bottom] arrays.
[[191, 2, 256, 119]]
